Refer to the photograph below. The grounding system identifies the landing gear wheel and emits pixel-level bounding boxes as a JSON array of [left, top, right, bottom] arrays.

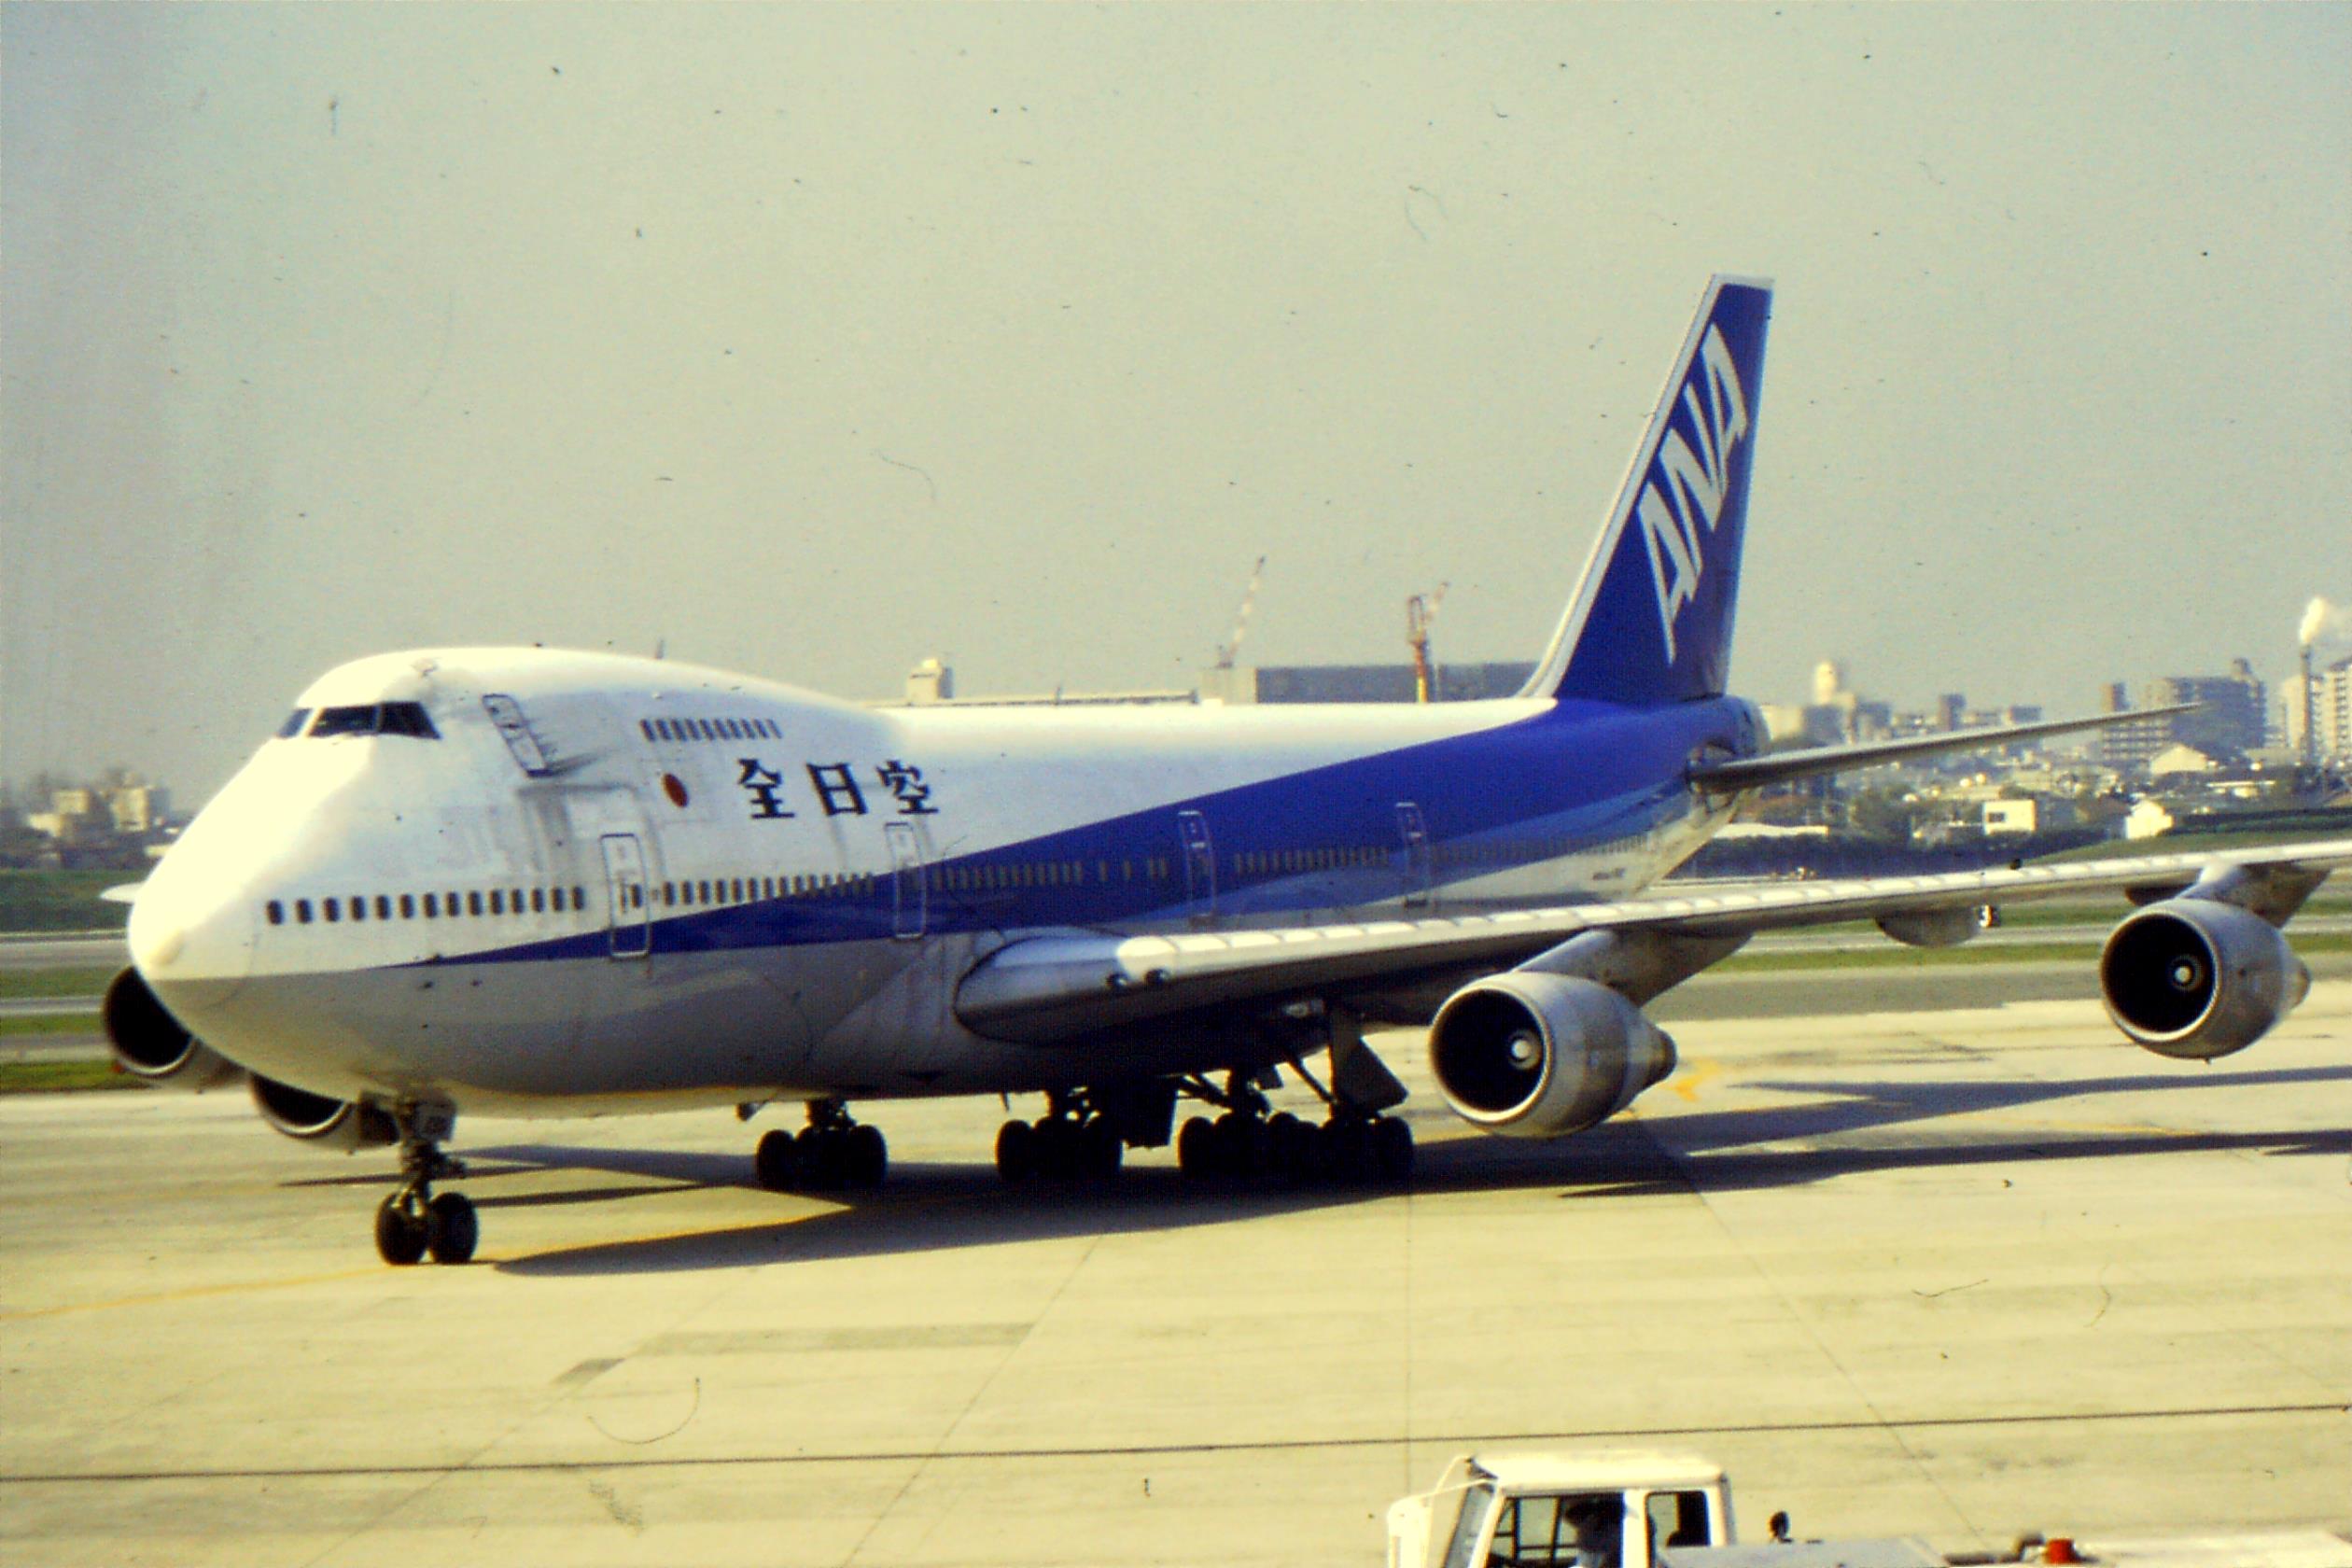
[[426, 1191, 479, 1265], [1214, 1112, 1261, 1181], [796, 1127, 843, 1189], [755, 1128, 800, 1192], [1080, 1118, 1123, 1181], [375, 1195, 427, 1267], [1176, 1115, 1216, 1182], [847, 1124, 888, 1188], [1373, 1116, 1415, 1183], [996, 1118, 1036, 1183]]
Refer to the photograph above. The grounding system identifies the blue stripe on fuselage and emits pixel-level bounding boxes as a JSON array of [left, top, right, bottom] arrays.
[[420, 696, 1749, 969]]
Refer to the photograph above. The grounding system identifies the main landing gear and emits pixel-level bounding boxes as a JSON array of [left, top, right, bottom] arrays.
[[994, 1089, 1126, 1184], [374, 1105, 476, 1267], [755, 1099, 887, 1193], [1171, 1069, 1414, 1187]]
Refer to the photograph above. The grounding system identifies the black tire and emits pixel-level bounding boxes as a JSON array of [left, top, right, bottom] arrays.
[[755, 1128, 800, 1192], [1322, 1118, 1369, 1183], [996, 1118, 1035, 1183], [1214, 1113, 1260, 1181], [1373, 1116, 1415, 1183], [1081, 1119, 1123, 1181], [799, 1127, 842, 1189], [1268, 1113, 1309, 1185], [847, 1124, 888, 1188], [1176, 1115, 1216, 1182], [375, 1197, 427, 1267], [1033, 1117, 1077, 1182], [426, 1191, 479, 1265]]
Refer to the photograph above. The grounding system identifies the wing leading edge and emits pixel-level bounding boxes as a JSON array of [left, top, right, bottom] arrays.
[[955, 837, 2352, 1044]]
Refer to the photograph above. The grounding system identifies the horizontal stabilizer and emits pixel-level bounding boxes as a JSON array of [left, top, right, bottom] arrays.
[[1687, 705, 2197, 792]]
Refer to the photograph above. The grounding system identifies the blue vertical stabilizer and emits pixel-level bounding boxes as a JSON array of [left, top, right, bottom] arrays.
[[1519, 276, 1772, 707]]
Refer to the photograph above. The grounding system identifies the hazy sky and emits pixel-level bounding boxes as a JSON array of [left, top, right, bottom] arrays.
[[6, 4, 2348, 802]]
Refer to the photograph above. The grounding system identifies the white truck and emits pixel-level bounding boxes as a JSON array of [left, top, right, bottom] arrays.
[[1385, 1450, 2352, 1568]]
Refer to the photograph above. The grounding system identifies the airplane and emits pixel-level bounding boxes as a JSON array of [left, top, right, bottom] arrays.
[[103, 274, 2352, 1267]]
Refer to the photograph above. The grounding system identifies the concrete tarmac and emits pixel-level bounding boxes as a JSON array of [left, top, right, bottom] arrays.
[[3, 969, 2348, 1566]]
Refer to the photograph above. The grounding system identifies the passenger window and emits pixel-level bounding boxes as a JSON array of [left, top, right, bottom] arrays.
[[663, 883, 676, 906], [698, 880, 712, 903], [348, 896, 366, 923], [296, 899, 313, 924], [446, 890, 462, 916], [468, 890, 483, 917], [375, 895, 391, 920], [640, 720, 655, 740], [531, 888, 545, 914], [266, 900, 285, 926], [488, 889, 504, 916], [572, 886, 586, 910], [422, 893, 438, 918], [731, 878, 744, 902], [399, 894, 414, 918], [277, 708, 313, 738], [323, 898, 341, 922]]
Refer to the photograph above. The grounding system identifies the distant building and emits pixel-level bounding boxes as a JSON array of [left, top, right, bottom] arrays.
[[2125, 799, 2176, 839], [889, 659, 1194, 708], [1982, 799, 2039, 835], [2093, 660, 2266, 773], [2283, 651, 2352, 763], [1211, 662, 1535, 705]]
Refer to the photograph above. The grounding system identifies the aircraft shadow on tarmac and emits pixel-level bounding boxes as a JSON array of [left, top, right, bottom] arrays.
[[458, 1061, 2352, 1278]]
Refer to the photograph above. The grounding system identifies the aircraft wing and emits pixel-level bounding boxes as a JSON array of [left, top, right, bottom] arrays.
[[955, 837, 2352, 1044], [1687, 706, 2197, 793]]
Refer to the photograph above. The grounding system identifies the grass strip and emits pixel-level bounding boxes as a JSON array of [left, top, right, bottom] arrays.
[[0, 1060, 144, 1093], [0, 1014, 101, 1039], [0, 966, 119, 1001]]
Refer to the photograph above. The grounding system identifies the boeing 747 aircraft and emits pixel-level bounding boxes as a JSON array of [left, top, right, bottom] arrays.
[[105, 275, 2352, 1265]]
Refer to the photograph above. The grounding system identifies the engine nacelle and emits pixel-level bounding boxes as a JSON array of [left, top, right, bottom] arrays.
[[250, 1074, 399, 1150], [1428, 973, 1676, 1139], [1876, 904, 1996, 949], [2099, 899, 2310, 1060], [102, 967, 243, 1090]]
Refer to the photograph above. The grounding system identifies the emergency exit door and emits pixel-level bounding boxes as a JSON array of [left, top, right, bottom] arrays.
[[600, 833, 651, 959], [1395, 802, 1433, 909]]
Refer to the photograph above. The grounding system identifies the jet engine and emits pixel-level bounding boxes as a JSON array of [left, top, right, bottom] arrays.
[[250, 1074, 399, 1150], [102, 967, 243, 1090], [1428, 972, 1676, 1138], [2099, 899, 2310, 1060]]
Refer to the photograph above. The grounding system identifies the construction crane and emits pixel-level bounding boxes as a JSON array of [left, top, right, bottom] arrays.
[[1213, 555, 1268, 670], [1407, 582, 1449, 704]]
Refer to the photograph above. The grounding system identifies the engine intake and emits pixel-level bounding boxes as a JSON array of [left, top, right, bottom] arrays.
[[2099, 899, 2309, 1060], [250, 1074, 399, 1150], [102, 967, 243, 1090], [1428, 973, 1676, 1139]]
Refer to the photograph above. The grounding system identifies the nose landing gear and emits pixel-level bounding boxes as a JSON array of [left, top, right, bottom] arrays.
[[374, 1106, 474, 1266]]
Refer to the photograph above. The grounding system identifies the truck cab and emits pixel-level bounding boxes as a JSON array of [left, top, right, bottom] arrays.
[[1388, 1450, 1732, 1568]]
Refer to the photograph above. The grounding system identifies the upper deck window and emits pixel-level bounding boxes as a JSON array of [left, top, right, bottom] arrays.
[[277, 708, 313, 739]]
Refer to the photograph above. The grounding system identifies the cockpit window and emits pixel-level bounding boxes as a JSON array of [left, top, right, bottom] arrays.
[[378, 701, 439, 738], [307, 702, 440, 739], [277, 708, 313, 738]]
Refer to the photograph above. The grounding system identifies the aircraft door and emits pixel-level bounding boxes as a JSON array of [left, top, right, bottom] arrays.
[[1395, 802, 1433, 909], [886, 821, 925, 941], [1177, 809, 1216, 924], [600, 833, 651, 959]]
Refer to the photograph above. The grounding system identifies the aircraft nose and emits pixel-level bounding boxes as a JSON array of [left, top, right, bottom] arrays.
[[128, 837, 257, 1012]]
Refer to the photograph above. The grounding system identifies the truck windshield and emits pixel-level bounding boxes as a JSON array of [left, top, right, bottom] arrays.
[[1441, 1483, 1494, 1568]]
